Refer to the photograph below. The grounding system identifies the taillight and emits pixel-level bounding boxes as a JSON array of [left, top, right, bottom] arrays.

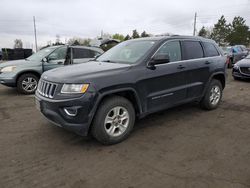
[[226, 56, 230, 64]]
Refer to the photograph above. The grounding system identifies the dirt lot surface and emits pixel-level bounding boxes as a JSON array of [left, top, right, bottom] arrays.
[[0, 72, 250, 188]]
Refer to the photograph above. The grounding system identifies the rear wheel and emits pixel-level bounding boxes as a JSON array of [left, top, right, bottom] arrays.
[[17, 73, 39, 94], [200, 79, 222, 110], [91, 96, 135, 145]]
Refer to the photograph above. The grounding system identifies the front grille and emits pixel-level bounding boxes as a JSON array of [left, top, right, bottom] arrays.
[[240, 67, 250, 75], [37, 80, 57, 98]]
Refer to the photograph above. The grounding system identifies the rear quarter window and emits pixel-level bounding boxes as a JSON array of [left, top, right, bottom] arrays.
[[181, 41, 204, 60], [203, 42, 220, 57], [73, 48, 96, 59]]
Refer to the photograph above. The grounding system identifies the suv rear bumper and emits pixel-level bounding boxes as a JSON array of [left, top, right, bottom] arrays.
[[35, 93, 97, 136]]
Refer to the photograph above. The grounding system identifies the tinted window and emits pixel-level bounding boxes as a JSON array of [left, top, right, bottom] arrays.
[[182, 41, 204, 60], [89, 50, 100, 58], [73, 48, 94, 59], [203, 42, 219, 57], [156, 41, 181, 62]]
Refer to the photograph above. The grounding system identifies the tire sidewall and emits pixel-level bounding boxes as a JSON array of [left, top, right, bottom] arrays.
[[206, 80, 223, 109], [92, 97, 135, 144], [17, 74, 39, 94]]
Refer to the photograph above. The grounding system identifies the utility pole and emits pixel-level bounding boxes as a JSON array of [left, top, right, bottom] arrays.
[[193, 12, 197, 36], [33, 16, 38, 52]]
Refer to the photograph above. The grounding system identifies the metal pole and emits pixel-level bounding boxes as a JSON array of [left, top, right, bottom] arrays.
[[193, 12, 197, 36], [33, 16, 38, 52]]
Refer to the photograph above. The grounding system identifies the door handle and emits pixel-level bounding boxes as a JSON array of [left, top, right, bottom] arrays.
[[57, 61, 63, 65], [205, 61, 211, 65], [177, 65, 185, 69]]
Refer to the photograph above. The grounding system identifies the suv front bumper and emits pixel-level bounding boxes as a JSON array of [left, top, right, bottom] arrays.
[[35, 92, 97, 136], [0, 72, 17, 87]]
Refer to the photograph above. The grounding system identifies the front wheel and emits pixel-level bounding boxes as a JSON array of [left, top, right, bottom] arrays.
[[91, 96, 135, 145], [17, 73, 39, 94], [200, 79, 223, 110]]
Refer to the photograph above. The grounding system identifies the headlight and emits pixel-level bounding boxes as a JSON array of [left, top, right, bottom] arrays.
[[233, 64, 239, 69], [1, 66, 16, 72], [61, 84, 89, 94]]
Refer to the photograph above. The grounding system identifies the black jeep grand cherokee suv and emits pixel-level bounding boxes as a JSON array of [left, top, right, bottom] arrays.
[[35, 36, 226, 145]]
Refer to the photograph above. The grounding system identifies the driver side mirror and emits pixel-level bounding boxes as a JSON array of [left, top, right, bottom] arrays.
[[42, 57, 48, 62], [148, 54, 170, 68]]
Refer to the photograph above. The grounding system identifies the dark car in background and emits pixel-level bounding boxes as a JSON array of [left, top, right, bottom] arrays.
[[232, 54, 250, 80], [222, 46, 247, 68], [0, 45, 103, 94], [36, 36, 227, 145], [236, 45, 249, 57]]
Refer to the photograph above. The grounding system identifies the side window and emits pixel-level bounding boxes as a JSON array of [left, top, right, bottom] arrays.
[[73, 48, 90, 59], [88, 50, 99, 58], [203, 42, 219, 57], [48, 47, 67, 60], [181, 41, 204, 60], [155, 41, 181, 62]]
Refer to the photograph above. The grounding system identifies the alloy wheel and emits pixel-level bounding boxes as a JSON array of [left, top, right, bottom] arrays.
[[104, 106, 130, 137]]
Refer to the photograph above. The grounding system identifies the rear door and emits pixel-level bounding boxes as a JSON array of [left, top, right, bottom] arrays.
[[180, 40, 210, 99], [72, 48, 97, 64]]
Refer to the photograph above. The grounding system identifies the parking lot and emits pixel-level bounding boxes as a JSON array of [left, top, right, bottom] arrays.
[[0, 71, 250, 188]]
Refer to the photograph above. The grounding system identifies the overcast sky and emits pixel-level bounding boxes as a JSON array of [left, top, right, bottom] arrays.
[[0, 0, 250, 49]]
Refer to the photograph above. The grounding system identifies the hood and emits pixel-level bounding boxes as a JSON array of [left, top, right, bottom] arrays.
[[42, 61, 131, 83], [235, 58, 250, 67], [0, 59, 37, 68]]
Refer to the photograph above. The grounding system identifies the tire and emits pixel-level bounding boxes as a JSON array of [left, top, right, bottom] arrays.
[[17, 73, 39, 94], [91, 96, 135, 145], [200, 79, 223, 110]]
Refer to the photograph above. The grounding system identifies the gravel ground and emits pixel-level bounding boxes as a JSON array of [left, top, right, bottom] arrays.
[[0, 72, 250, 188]]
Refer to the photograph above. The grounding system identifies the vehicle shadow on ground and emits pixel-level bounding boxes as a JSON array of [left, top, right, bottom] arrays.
[[44, 102, 202, 148], [234, 78, 250, 83], [0, 87, 19, 96]]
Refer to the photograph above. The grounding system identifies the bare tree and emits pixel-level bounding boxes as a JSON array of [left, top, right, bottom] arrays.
[[14, 39, 23, 48]]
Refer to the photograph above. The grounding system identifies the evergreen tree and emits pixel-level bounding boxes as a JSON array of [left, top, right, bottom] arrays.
[[124, 34, 131, 41], [132, 30, 140, 39], [227, 16, 250, 45], [141, 31, 149, 37], [210, 15, 230, 46]]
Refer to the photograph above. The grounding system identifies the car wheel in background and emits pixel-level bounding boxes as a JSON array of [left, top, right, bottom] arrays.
[[17, 73, 39, 94]]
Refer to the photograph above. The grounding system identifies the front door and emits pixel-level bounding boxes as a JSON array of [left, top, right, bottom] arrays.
[[43, 46, 67, 72], [142, 40, 188, 113]]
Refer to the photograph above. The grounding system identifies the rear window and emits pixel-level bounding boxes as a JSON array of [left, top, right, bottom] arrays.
[[73, 48, 96, 59], [181, 41, 204, 60], [203, 42, 220, 57]]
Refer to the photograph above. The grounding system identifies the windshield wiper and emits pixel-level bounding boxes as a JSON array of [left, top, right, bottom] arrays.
[[101, 60, 116, 63]]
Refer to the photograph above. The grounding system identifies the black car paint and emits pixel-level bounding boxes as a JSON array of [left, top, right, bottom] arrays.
[[36, 36, 226, 136]]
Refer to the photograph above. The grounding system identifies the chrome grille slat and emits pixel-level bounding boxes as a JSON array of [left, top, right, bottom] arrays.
[[240, 67, 250, 75], [37, 79, 57, 99]]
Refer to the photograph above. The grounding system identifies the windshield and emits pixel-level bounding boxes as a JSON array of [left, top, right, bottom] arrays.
[[97, 40, 156, 64], [222, 47, 232, 53], [27, 46, 58, 61]]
